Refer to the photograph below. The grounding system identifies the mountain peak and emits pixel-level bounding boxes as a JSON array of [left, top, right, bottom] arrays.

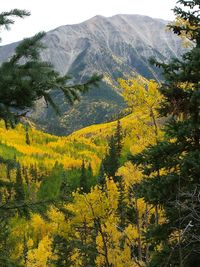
[[86, 13, 168, 25], [0, 15, 185, 135]]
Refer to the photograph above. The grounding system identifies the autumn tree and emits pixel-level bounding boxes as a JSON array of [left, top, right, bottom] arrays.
[[119, 78, 162, 145]]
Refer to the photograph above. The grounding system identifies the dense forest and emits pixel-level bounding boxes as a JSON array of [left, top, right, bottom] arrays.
[[0, 0, 200, 266]]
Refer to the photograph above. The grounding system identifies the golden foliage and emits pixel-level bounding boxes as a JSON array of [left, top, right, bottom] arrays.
[[0, 76, 168, 266], [169, 16, 198, 47]]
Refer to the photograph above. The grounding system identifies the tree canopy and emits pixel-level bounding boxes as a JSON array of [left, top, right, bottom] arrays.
[[131, 1, 200, 266]]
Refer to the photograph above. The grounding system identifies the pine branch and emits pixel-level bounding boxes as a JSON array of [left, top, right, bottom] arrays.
[[10, 32, 46, 63], [62, 74, 102, 104], [0, 9, 30, 30]]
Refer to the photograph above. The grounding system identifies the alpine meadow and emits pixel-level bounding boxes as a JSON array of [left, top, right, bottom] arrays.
[[0, 1, 200, 266]]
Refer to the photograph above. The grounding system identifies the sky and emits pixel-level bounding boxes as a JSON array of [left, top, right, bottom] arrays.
[[1, 0, 177, 45]]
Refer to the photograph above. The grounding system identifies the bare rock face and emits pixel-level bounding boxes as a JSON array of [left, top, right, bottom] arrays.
[[0, 14, 185, 135]]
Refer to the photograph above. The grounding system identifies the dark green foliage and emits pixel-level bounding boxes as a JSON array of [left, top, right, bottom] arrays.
[[104, 135, 118, 178], [15, 163, 29, 218], [79, 160, 88, 193], [15, 164, 25, 202], [25, 125, 30, 145], [114, 119, 123, 160], [52, 235, 73, 267], [97, 161, 106, 187], [79, 160, 94, 193], [59, 166, 95, 196], [6, 161, 12, 181], [29, 164, 38, 183], [62, 168, 82, 191], [126, 203, 137, 225], [37, 163, 63, 201], [53, 214, 97, 267], [60, 172, 71, 201], [117, 176, 127, 229], [87, 162, 93, 179], [98, 120, 123, 185], [131, 1, 200, 266]]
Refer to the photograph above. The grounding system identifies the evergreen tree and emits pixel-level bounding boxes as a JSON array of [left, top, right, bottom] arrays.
[[99, 120, 123, 184], [87, 162, 93, 178], [114, 119, 123, 160], [97, 161, 107, 187], [80, 160, 88, 193], [15, 163, 29, 217], [6, 162, 12, 181], [60, 172, 71, 201], [117, 176, 127, 230], [15, 164, 25, 202], [104, 135, 118, 178], [23, 235, 28, 266], [25, 124, 31, 145], [131, 1, 200, 266], [53, 235, 73, 267], [22, 165, 29, 186], [29, 164, 38, 183]]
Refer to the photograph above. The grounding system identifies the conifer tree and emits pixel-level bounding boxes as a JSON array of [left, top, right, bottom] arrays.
[[88, 162, 93, 178], [52, 235, 73, 267], [15, 163, 29, 217], [131, 1, 200, 266], [80, 160, 88, 193], [117, 176, 127, 230], [99, 120, 123, 184], [29, 164, 38, 183], [104, 135, 118, 178], [97, 161, 107, 187], [23, 235, 28, 266], [60, 172, 71, 201], [25, 125, 31, 145], [15, 164, 25, 202], [6, 163, 12, 181], [114, 119, 123, 160]]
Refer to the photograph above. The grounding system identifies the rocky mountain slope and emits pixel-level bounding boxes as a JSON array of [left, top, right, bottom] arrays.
[[0, 14, 185, 135]]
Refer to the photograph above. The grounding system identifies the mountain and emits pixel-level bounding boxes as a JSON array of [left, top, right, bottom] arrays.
[[0, 14, 185, 135]]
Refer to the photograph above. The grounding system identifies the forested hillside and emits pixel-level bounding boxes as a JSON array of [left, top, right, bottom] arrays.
[[0, 0, 200, 266], [0, 76, 164, 266]]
